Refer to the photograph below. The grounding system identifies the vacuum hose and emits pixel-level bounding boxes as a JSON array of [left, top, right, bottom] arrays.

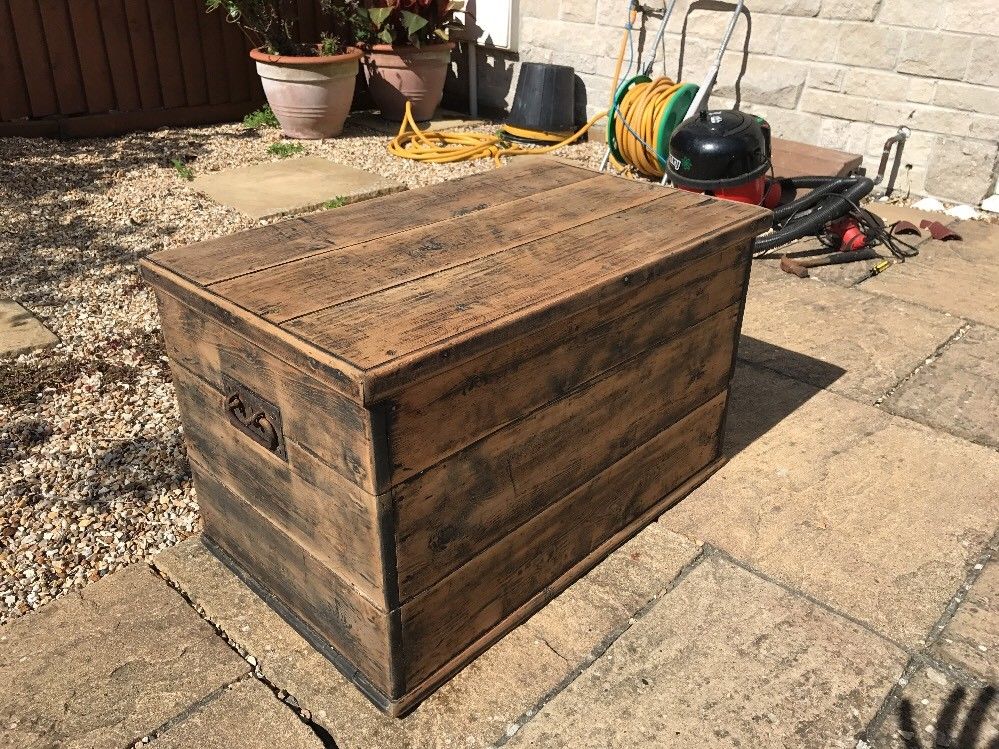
[[754, 175, 875, 254]]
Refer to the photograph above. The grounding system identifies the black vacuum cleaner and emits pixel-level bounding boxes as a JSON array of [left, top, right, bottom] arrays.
[[666, 110, 917, 260]]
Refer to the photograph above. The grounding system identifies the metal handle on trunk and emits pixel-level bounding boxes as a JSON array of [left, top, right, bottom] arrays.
[[221, 374, 287, 460]]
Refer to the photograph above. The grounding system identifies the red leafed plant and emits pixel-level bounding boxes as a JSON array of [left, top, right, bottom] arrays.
[[357, 0, 464, 46]]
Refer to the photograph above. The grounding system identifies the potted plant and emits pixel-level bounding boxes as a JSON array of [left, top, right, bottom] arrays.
[[207, 0, 363, 139], [357, 1, 463, 121]]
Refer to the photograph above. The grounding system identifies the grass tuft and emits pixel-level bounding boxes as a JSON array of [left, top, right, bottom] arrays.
[[267, 142, 305, 158], [243, 106, 279, 129], [171, 158, 194, 181], [322, 196, 349, 210]]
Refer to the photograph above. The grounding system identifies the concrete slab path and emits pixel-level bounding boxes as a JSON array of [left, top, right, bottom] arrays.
[[150, 524, 701, 749], [862, 220, 999, 327], [883, 323, 999, 449], [0, 565, 249, 749], [868, 665, 999, 749], [192, 157, 405, 220], [0, 299, 59, 356], [740, 265, 964, 403], [506, 556, 906, 748], [662, 362, 999, 648]]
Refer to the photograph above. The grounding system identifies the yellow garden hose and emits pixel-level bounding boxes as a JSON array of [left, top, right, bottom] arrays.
[[385, 3, 693, 175], [614, 77, 683, 177], [387, 100, 608, 165]]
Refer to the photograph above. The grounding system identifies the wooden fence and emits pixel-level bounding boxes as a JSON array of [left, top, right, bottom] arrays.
[[0, 0, 329, 137]]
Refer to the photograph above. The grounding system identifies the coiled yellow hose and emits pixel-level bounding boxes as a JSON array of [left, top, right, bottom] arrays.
[[386, 101, 609, 165], [385, 7, 691, 174], [613, 77, 684, 178]]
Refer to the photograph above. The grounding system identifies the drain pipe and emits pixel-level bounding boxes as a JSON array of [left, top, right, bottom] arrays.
[[874, 126, 909, 198], [468, 43, 479, 118]]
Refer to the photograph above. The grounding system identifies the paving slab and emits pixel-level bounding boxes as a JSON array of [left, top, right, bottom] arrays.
[[0, 564, 249, 749], [739, 273, 964, 402], [349, 108, 487, 133], [861, 219, 999, 327], [868, 665, 999, 749], [151, 525, 699, 749], [151, 677, 323, 749], [883, 324, 999, 449], [931, 557, 999, 684], [661, 363, 999, 647], [193, 156, 405, 220], [506, 556, 906, 749], [0, 299, 59, 356], [523, 523, 701, 664]]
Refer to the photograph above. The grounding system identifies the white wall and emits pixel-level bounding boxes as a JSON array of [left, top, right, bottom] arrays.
[[468, 0, 999, 204]]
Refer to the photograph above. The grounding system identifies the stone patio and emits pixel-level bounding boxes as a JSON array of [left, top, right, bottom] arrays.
[[2, 212, 997, 748]]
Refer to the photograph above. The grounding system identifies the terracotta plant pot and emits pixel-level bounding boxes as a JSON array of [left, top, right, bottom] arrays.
[[250, 46, 362, 139], [363, 42, 455, 121]]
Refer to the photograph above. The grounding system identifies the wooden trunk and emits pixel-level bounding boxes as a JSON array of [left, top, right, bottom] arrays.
[[140, 158, 770, 716]]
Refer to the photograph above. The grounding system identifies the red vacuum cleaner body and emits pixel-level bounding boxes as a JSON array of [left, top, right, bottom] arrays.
[[666, 110, 874, 253], [666, 110, 781, 208]]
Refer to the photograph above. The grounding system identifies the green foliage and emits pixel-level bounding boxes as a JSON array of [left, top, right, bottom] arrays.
[[267, 141, 305, 158], [322, 196, 349, 209], [243, 105, 279, 129], [171, 158, 194, 180], [206, 0, 361, 56], [318, 32, 340, 56], [357, 0, 464, 46]]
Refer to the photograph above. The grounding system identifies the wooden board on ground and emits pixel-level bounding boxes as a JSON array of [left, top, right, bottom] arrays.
[[771, 137, 862, 179]]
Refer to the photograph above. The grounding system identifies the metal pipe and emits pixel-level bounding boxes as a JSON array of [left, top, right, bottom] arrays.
[[468, 43, 478, 118], [683, 0, 745, 121], [874, 126, 909, 197]]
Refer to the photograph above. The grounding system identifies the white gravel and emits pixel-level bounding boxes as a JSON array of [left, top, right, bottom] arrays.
[[0, 116, 605, 624]]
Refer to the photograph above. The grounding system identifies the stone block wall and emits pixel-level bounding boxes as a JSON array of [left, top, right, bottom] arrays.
[[465, 0, 999, 203]]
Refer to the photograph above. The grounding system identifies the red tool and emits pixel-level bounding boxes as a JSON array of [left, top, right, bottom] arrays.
[[826, 217, 868, 252]]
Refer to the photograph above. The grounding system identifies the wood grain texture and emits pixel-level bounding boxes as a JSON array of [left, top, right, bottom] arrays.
[[196, 2, 229, 105], [394, 305, 740, 602], [150, 159, 596, 286], [8, 0, 59, 117], [172, 0, 209, 107], [171, 364, 387, 603], [140, 262, 365, 401], [194, 462, 395, 694], [211, 174, 653, 324], [146, 0, 185, 108], [67, 0, 115, 113], [141, 166, 768, 715], [771, 137, 862, 179], [400, 391, 728, 688], [97, 0, 141, 112], [0, 2, 32, 120], [122, 0, 164, 110], [152, 288, 377, 491], [37, 0, 87, 115], [286, 191, 769, 393], [219, 5, 251, 104], [390, 456, 725, 715], [387, 242, 749, 485]]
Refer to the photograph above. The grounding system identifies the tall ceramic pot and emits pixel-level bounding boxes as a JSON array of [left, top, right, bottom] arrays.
[[362, 42, 455, 121], [250, 46, 362, 139]]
